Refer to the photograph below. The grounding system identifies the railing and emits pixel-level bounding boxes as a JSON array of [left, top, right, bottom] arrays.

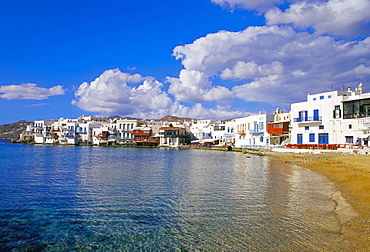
[[294, 116, 322, 122], [161, 134, 187, 138], [249, 130, 264, 134]]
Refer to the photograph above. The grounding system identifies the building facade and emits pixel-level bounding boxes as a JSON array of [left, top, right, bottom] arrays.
[[234, 113, 274, 148], [159, 126, 189, 147], [290, 83, 370, 147]]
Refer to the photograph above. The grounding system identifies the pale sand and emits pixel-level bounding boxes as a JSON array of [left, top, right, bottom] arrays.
[[265, 151, 370, 250]]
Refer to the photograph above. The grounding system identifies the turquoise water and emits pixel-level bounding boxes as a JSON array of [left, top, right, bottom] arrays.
[[0, 140, 359, 251]]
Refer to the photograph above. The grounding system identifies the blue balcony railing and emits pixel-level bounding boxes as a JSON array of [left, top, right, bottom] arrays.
[[294, 116, 322, 122], [249, 130, 264, 134]]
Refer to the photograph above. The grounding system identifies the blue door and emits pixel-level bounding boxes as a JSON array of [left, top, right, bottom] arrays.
[[298, 111, 302, 122], [297, 134, 303, 144], [313, 109, 319, 121], [318, 133, 329, 144]]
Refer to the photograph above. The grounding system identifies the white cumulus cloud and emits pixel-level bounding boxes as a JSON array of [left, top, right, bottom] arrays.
[[171, 25, 370, 104], [265, 0, 370, 37], [221, 61, 284, 79], [0, 83, 65, 100], [72, 68, 250, 120], [167, 69, 234, 103], [72, 68, 173, 116], [168, 102, 249, 120]]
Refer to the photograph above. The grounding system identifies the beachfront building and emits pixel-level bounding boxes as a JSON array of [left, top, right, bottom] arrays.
[[20, 120, 56, 144], [207, 121, 226, 145], [159, 126, 189, 147], [92, 127, 109, 145], [267, 108, 291, 145], [132, 127, 159, 146], [112, 118, 145, 144], [189, 119, 215, 142], [234, 113, 274, 148], [290, 83, 370, 147], [222, 120, 236, 146]]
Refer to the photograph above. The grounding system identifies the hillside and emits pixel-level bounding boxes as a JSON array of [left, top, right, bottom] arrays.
[[157, 116, 194, 124], [0, 121, 31, 139]]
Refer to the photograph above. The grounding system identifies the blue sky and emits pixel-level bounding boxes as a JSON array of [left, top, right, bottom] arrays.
[[1, 0, 370, 124]]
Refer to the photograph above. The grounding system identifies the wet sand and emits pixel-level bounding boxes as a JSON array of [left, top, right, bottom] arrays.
[[265, 151, 370, 250]]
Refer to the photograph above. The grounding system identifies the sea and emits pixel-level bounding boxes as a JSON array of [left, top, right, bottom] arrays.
[[0, 139, 361, 251]]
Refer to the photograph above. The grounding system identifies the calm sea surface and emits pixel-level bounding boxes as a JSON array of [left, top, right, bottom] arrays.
[[0, 139, 360, 251]]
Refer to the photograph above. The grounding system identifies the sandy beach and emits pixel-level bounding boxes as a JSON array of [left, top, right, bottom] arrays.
[[264, 150, 370, 250]]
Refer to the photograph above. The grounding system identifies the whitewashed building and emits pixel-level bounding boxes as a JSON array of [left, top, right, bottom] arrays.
[[290, 83, 370, 146], [190, 119, 215, 142], [112, 118, 145, 144], [159, 126, 189, 147], [222, 120, 236, 146], [234, 113, 274, 148]]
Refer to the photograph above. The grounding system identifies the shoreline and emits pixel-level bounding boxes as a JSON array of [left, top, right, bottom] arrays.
[[260, 150, 370, 250]]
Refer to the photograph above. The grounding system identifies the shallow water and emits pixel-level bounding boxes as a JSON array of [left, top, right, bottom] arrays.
[[0, 141, 360, 251]]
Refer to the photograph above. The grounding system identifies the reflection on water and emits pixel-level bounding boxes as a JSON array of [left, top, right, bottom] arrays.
[[0, 144, 360, 251]]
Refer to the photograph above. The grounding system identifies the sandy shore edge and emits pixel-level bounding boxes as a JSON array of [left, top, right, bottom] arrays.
[[253, 148, 370, 250]]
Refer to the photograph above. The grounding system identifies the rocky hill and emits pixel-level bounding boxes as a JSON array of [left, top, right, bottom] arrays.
[[0, 120, 31, 139], [157, 116, 194, 124]]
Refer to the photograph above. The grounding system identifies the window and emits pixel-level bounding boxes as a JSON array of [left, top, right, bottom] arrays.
[[313, 97, 316, 101], [259, 122, 264, 130], [333, 105, 341, 119], [320, 95, 324, 100], [298, 111, 302, 122], [349, 124, 352, 129], [298, 111, 308, 122], [309, 133, 315, 142], [254, 121, 258, 131], [328, 95, 332, 98], [319, 125, 324, 129], [346, 136, 354, 144], [305, 126, 309, 130], [343, 98, 370, 119], [260, 136, 264, 142]]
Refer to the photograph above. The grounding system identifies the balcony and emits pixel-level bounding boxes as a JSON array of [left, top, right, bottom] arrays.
[[249, 129, 264, 135], [294, 116, 322, 123], [133, 130, 152, 136], [162, 134, 187, 138], [65, 133, 74, 138]]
